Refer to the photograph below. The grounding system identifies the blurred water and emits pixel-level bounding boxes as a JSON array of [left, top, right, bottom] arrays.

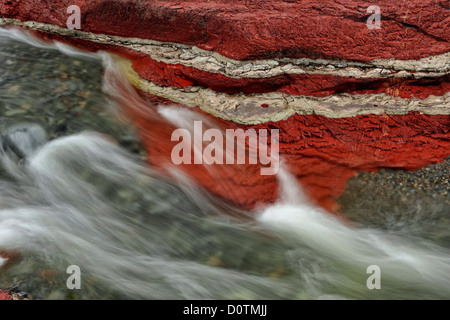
[[0, 27, 449, 300]]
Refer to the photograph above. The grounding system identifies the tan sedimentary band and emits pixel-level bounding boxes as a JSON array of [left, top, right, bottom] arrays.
[[0, 18, 449, 80], [117, 57, 450, 125]]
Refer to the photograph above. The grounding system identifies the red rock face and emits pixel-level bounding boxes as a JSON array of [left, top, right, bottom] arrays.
[[0, 0, 449, 212], [0, 251, 15, 299], [1, 0, 449, 61]]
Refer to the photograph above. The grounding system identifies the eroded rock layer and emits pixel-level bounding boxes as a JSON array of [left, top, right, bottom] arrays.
[[0, 0, 449, 212]]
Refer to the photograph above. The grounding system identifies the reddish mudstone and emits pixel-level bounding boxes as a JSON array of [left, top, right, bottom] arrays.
[[124, 91, 450, 212], [0, 290, 12, 301], [1, 0, 449, 61], [0, 251, 17, 266], [20, 29, 450, 101], [1, 0, 449, 212], [2, 1, 449, 99]]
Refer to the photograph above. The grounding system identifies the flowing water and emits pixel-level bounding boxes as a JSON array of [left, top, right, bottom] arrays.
[[0, 28, 449, 300]]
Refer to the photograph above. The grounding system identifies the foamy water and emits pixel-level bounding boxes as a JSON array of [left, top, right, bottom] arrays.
[[0, 28, 449, 299]]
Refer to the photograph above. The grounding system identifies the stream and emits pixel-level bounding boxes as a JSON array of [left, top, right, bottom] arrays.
[[0, 28, 449, 300]]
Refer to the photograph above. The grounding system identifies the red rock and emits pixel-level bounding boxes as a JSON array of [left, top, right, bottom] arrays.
[[0, 251, 16, 266], [15, 31, 448, 102], [131, 55, 450, 99], [1, 0, 449, 61], [0, 290, 12, 301], [1, 0, 448, 213]]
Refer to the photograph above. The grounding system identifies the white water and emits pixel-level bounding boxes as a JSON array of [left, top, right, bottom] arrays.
[[0, 28, 449, 299]]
